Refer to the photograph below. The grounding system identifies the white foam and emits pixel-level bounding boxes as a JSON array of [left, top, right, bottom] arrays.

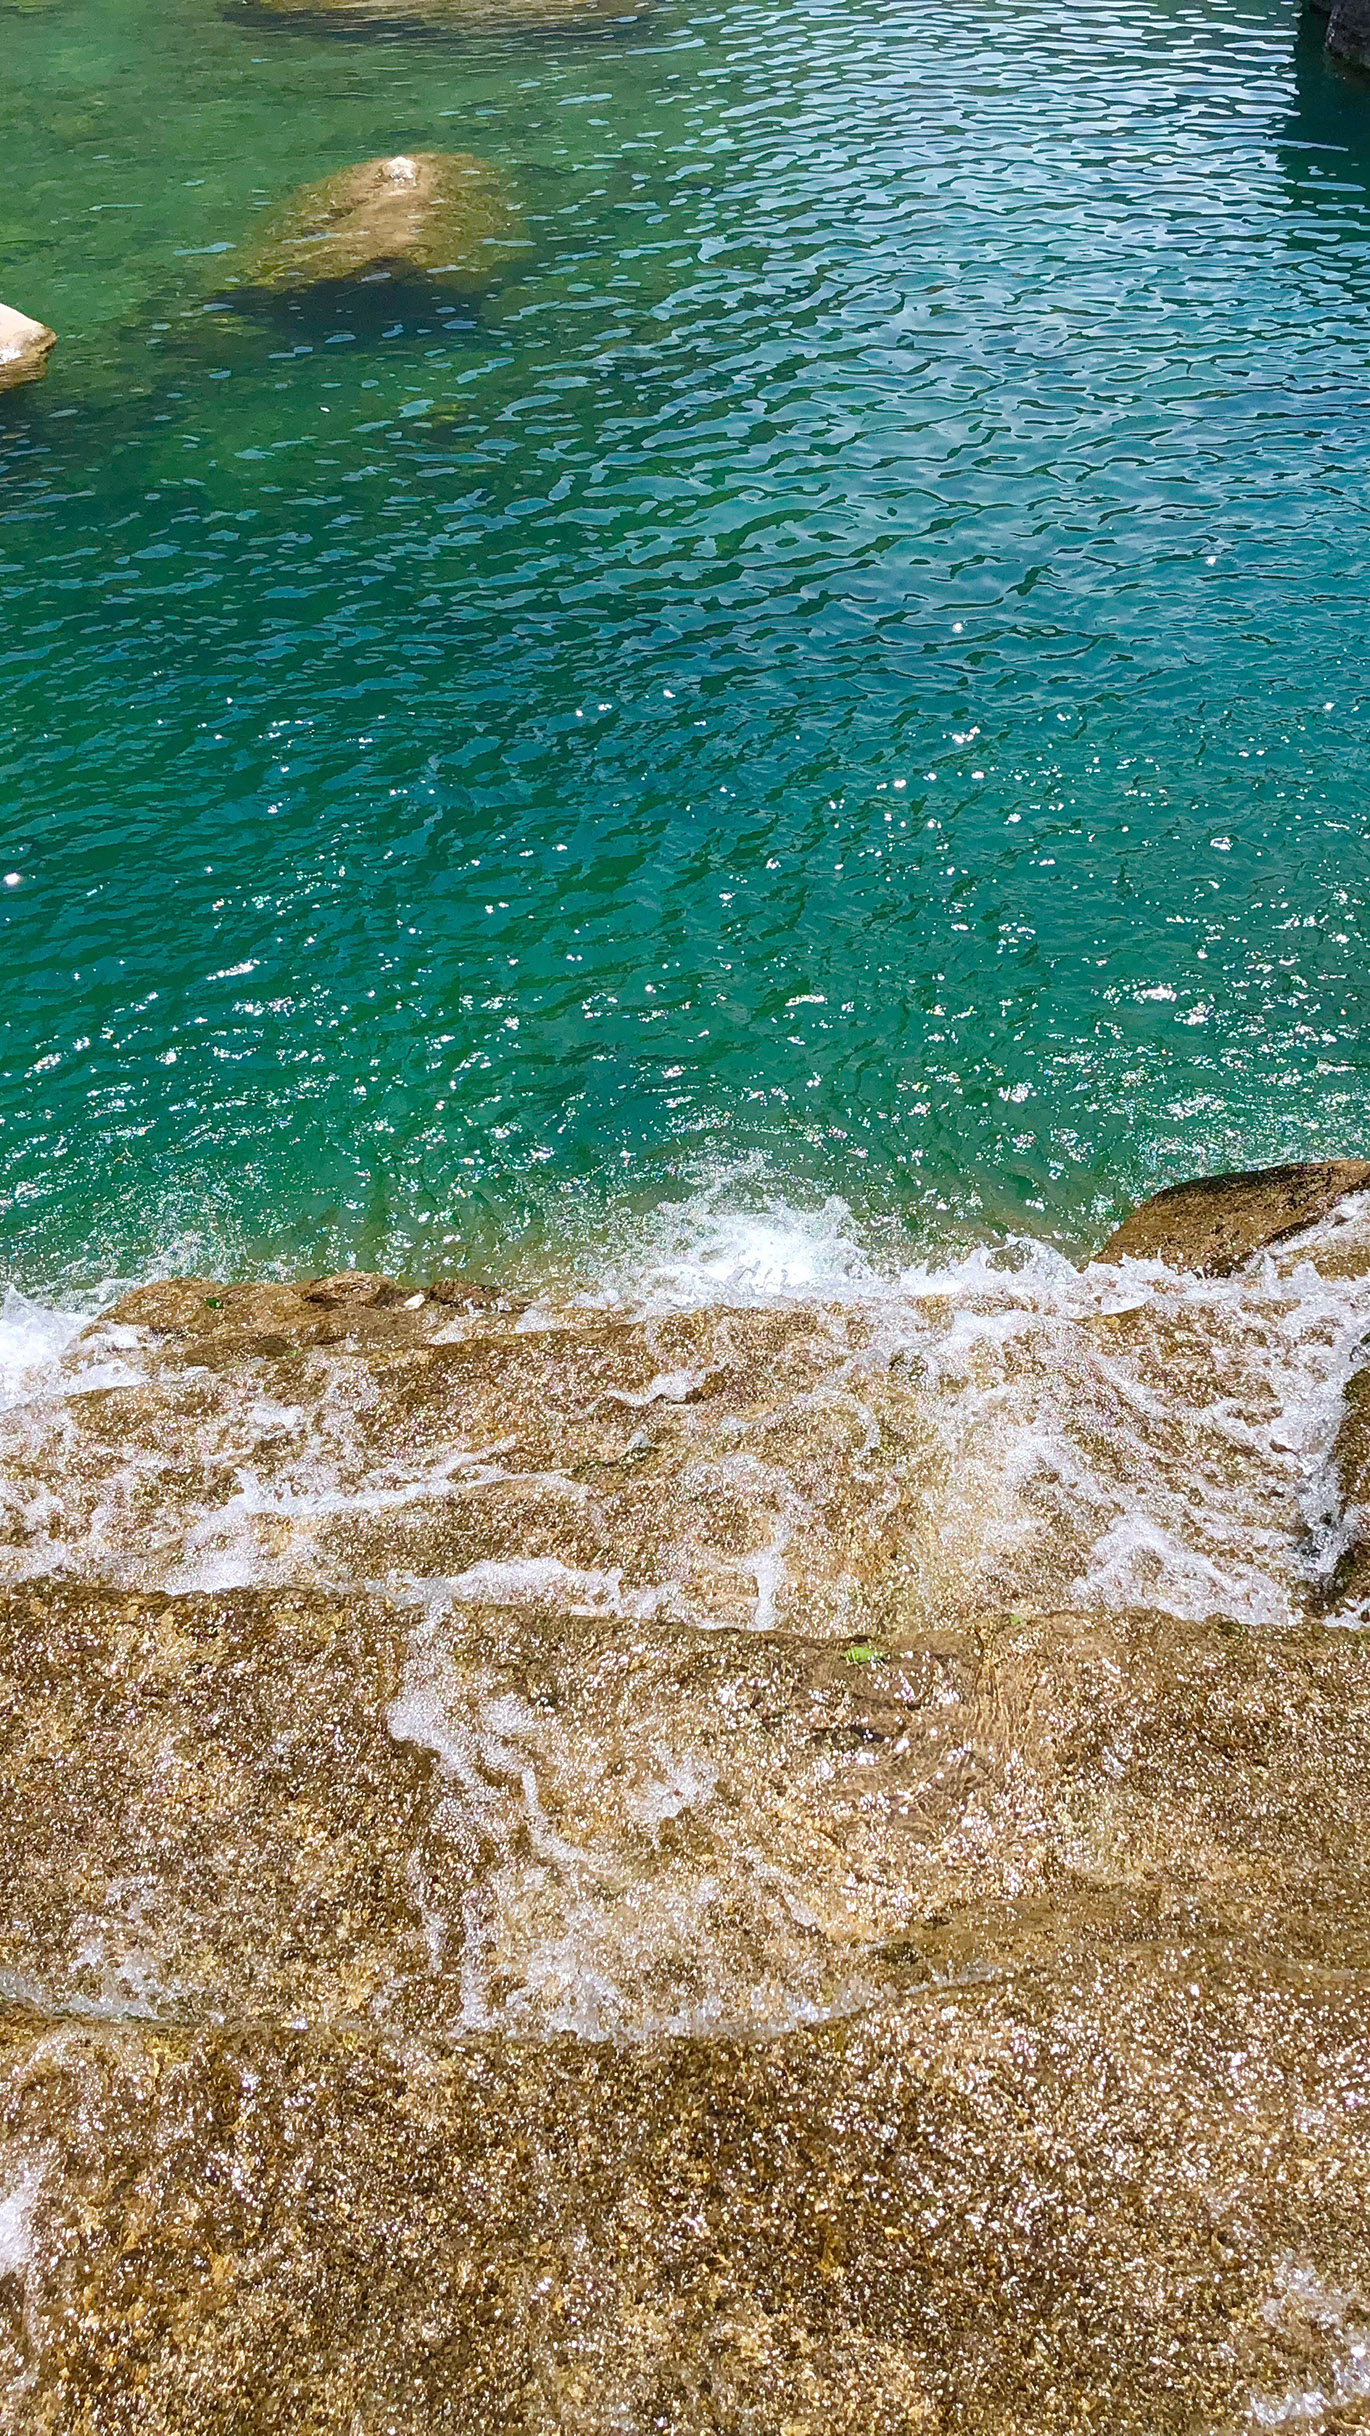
[[596, 1165, 893, 1311], [386, 1609, 873, 2039], [0, 2159, 41, 2278], [443, 1557, 626, 1613], [0, 1287, 86, 1415]]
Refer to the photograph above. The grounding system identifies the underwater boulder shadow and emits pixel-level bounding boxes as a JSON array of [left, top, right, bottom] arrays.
[[213, 274, 494, 345]]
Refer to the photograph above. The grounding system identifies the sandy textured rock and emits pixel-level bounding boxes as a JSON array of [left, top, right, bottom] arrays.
[[5, 1945, 1370, 2435], [1329, 0, 1370, 66], [0, 299, 56, 392], [6, 1584, 1370, 2038], [237, 153, 523, 297], [1098, 1156, 1370, 1273], [7, 1575, 1370, 2425]]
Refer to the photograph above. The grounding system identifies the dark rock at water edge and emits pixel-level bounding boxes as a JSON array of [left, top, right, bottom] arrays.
[[1329, 0, 1370, 68], [1304, 0, 1370, 72], [1098, 1156, 1370, 1273]]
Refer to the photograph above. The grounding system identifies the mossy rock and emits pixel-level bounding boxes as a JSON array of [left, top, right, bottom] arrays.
[[236, 152, 523, 298]]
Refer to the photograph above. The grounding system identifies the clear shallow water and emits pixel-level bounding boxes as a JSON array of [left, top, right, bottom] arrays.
[[2, 0, 1370, 1286]]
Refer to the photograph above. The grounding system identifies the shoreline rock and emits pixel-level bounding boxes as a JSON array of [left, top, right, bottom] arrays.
[[1304, 0, 1370, 74], [0, 299, 57, 392], [6, 1581, 1370, 2423], [1098, 1156, 1370, 1273], [108, 1269, 521, 1352], [1329, 0, 1370, 67]]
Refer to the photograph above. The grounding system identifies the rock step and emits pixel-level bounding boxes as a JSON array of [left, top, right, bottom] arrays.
[[4, 1935, 1370, 2433], [9, 1233, 1370, 1629], [4, 1583, 1370, 2041]]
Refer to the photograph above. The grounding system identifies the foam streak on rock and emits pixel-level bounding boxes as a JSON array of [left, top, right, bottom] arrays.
[[6, 1185, 1370, 2423]]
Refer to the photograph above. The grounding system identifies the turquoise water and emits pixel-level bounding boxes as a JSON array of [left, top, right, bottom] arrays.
[[2, 0, 1369, 1285]]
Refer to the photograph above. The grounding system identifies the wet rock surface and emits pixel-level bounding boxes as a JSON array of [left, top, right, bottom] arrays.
[[235, 153, 523, 298], [0, 300, 57, 392], [1318, 1361, 1370, 1612], [7, 1217, 1370, 2424], [1098, 1156, 1370, 1274], [1329, 0, 1370, 68], [6, 1946, 1370, 2436], [6, 1583, 1370, 2042]]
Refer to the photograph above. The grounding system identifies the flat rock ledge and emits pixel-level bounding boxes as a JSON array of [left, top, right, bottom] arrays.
[[7, 1581, 1370, 2429], [108, 1267, 520, 1351], [0, 299, 57, 392], [1098, 1155, 1370, 1273]]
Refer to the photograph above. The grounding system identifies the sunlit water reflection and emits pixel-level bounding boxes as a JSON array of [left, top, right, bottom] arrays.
[[1, 0, 1369, 1286]]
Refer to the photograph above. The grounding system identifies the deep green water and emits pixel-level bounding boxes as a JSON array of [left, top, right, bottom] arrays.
[[2, 0, 1369, 1285]]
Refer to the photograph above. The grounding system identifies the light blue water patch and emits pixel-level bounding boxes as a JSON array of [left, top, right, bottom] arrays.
[[1, 0, 1368, 1283]]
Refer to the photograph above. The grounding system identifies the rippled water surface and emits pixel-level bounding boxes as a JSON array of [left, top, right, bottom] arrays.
[[3, 0, 1370, 1283]]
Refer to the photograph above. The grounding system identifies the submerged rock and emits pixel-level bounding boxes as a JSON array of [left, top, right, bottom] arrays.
[[1098, 1155, 1370, 1273], [0, 299, 57, 392], [251, 0, 642, 30], [1329, 0, 1370, 66], [109, 1268, 519, 1353], [236, 152, 523, 297]]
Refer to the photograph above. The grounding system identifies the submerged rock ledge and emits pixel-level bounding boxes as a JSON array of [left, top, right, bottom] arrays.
[[5, 1161, 1370, 2429]]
